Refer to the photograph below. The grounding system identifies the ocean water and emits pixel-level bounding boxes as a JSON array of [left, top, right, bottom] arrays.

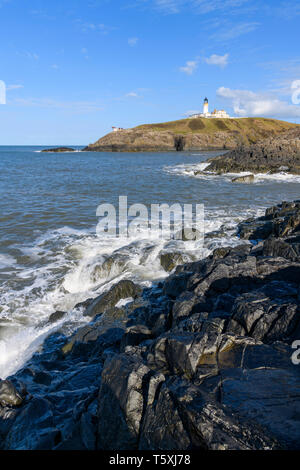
[[0, 145, 300, 379]]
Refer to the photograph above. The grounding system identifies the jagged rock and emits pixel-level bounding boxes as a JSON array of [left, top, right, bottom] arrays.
[[139, 377, 279, 450], [227, 288, 299, 343], [232, 174, 254, 183], [0, 380, 23, 407], [48, 311, 66, 324], [206, 127, 300, 175], [163, 272, 191, 298], [97, 354, 162, 450], [160, 252, 185, 272], [263, 237, 300, 261], [84, 280, 142, 317], [120, 325, 153, 351]]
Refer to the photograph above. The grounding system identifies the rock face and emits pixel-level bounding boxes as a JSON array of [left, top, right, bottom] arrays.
[[0, 201, 300, 450], [83, 118, 297, 153], [206, 127, 300, 174], [41, 147, 75, 153]]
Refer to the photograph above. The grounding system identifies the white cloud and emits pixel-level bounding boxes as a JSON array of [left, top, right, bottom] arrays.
[[126, 91, 139, 97], [217, 86, 300, 118], [205, 53, 229, 68], [136, 0, 251, 15], [81, 48, 89, 59], [193, 0, 250, 14], [6, 84, 24, 91], [211, 22, 260, 40], [23, 51, 39, 60], [184, 109, 201, 116], [274, 1, 300, 19], [180, 60, 198, 75], [128, 37, 139, 46], [75, 20, 111, 34], [51, 64, 59, 69], [154, 0, 182, 13], [13, 97, 103, 113]]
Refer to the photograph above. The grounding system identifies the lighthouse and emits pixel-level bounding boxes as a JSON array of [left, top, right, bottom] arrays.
[[189, 97, 231, 119], [203, 97, 209, 115]]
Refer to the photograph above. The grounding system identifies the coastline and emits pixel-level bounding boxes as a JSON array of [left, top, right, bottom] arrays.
[[1, 199, 299, 450]]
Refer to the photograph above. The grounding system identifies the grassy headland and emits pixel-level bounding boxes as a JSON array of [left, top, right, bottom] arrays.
[[84, 117, 299, 152]]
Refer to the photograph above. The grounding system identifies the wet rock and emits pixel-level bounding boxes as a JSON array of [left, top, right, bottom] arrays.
[[84, 280, 142, 317], [163, 272, 191, 298], [227, 289, 299, 343], [263, 237, 300, 262], [48, 311, 66, 324], [139, 377, 279, 450], [175, 228, 202, 241], [74, 298, 93, 310], [238, 201, 300, 240], [121, 325, 153, 352], [160, 252, 185, 272], [232, 173, 254, 183], [97, 354, 156, 450], [0, 380, 23, 407], [1, 199, 300, 450]]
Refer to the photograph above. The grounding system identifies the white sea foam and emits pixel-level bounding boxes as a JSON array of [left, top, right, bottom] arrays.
[[0, 254, 16, 269], [34, 149, 82, 154], [0, 204, 257, 379], [165, 162, 300, 184]]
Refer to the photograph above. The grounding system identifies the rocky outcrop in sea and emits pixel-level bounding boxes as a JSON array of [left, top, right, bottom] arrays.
[[41, 147, 75, 153], [206, 127, 300, 175], [0, 201, 300, 450]]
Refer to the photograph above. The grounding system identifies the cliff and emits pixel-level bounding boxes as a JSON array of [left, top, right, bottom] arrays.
[[83, 117, 299, 152], [205, 127, 300, 174]]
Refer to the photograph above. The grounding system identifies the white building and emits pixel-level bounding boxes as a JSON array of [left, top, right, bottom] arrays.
[[190, 97, 231, 119], [112, 126, 124, 132]]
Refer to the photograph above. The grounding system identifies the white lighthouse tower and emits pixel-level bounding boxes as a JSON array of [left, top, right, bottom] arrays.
[[203, 97, 209, 115]]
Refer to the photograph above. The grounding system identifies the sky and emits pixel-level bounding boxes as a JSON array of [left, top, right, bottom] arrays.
[[0, 0, 300, 145]]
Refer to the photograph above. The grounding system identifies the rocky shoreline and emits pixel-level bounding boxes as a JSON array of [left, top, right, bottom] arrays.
[[205, 127, 300, 175], [1, 200, 300, 450]]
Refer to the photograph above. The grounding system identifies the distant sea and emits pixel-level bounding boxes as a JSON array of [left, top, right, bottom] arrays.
[[0, 145, 299, 378]]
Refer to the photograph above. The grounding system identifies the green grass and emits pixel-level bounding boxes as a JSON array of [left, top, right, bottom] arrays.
[[135, 117, 298, 137]]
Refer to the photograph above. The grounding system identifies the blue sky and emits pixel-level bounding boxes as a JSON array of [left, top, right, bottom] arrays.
[[0, 0, 300, 144]]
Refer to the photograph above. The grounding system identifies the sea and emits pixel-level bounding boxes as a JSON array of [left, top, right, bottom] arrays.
[[0, 145, 300, 379]]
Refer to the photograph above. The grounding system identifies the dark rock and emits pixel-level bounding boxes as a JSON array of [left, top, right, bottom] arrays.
[[48, 311, 66, 324], [1, 199, 300, 450], [0, 380, 23, 407], [139, 377, 279, 450], [206, 127, 300, 175], [97, 354, 161, 450], [163, 272, 191, 298], [232, 173, 254, 183], [84, 280, 142, 317], [121, 325, 153, 352], [160, 252, 185, 272], [175, 228, 202, 241], [41, 147, 75, 153]]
